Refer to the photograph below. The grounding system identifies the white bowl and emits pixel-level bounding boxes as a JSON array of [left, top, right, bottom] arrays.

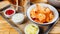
[[4, 8, 15, 18], [11, 13, 25, 24], [26, 3, 59, 25], [24, 24, 39, 34]]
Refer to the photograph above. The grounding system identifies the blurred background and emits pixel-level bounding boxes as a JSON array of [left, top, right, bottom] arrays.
[[0, 0, 47, 6]]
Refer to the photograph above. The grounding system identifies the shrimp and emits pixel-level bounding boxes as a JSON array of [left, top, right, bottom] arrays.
[[30, 4, 54, 23], [49, 13, 54, 20], [38, 13, 46, 22], [45, 8, 51, 14], [30, 9, 36, 18]]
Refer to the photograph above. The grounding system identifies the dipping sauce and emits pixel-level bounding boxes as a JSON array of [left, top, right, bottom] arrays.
[[5, 10, 14, 15], [24, 24, 39, 34], [11, 13, 24, 24], [4, 9, 15, 18]]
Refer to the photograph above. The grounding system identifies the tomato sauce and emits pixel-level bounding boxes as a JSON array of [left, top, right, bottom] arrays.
[[5, 10, 14, 15]]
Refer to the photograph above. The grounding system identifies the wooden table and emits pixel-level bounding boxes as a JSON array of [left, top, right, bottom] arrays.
[[0, 1, 60, 34], [0, 15, 19, 34]]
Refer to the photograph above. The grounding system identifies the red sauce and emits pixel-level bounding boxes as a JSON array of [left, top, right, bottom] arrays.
[[5, 10, 14, 15]]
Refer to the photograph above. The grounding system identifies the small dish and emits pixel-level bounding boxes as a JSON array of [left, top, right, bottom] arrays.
[[26, 3, 59, 25], [4, 8, 15, 18], [11, 13, 25, 24], [24, 24, 39, 34]]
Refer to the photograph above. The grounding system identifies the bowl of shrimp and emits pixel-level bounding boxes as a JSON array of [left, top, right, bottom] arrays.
[[26, 3, 59, 25]]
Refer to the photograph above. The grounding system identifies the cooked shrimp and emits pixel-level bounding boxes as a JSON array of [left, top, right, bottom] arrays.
[[49, 13, 54, 20], [45, 8, 51, 14], [38, 13, 46, 22], [30, 9, 36, 18], [30, 4, 54, 23]]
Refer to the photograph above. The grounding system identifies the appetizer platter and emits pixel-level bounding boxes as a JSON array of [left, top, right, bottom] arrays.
[[0, 3, 59, 34]]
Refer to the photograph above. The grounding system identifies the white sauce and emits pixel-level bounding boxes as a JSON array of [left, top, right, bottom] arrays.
[[11, 13, 24, 24]]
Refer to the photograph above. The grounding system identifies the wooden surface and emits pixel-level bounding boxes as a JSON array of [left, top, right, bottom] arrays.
[[49, 18, 60, 34], [0, 16, 19, 34], [0, 1, 60, 34]]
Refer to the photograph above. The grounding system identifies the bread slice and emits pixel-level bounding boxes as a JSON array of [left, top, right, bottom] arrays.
[[0, 1, 10, 9]]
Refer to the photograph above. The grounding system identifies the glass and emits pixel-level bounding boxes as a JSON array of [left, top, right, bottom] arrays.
[[9, 0, 30, 12], [18, 0, 30, 12]]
